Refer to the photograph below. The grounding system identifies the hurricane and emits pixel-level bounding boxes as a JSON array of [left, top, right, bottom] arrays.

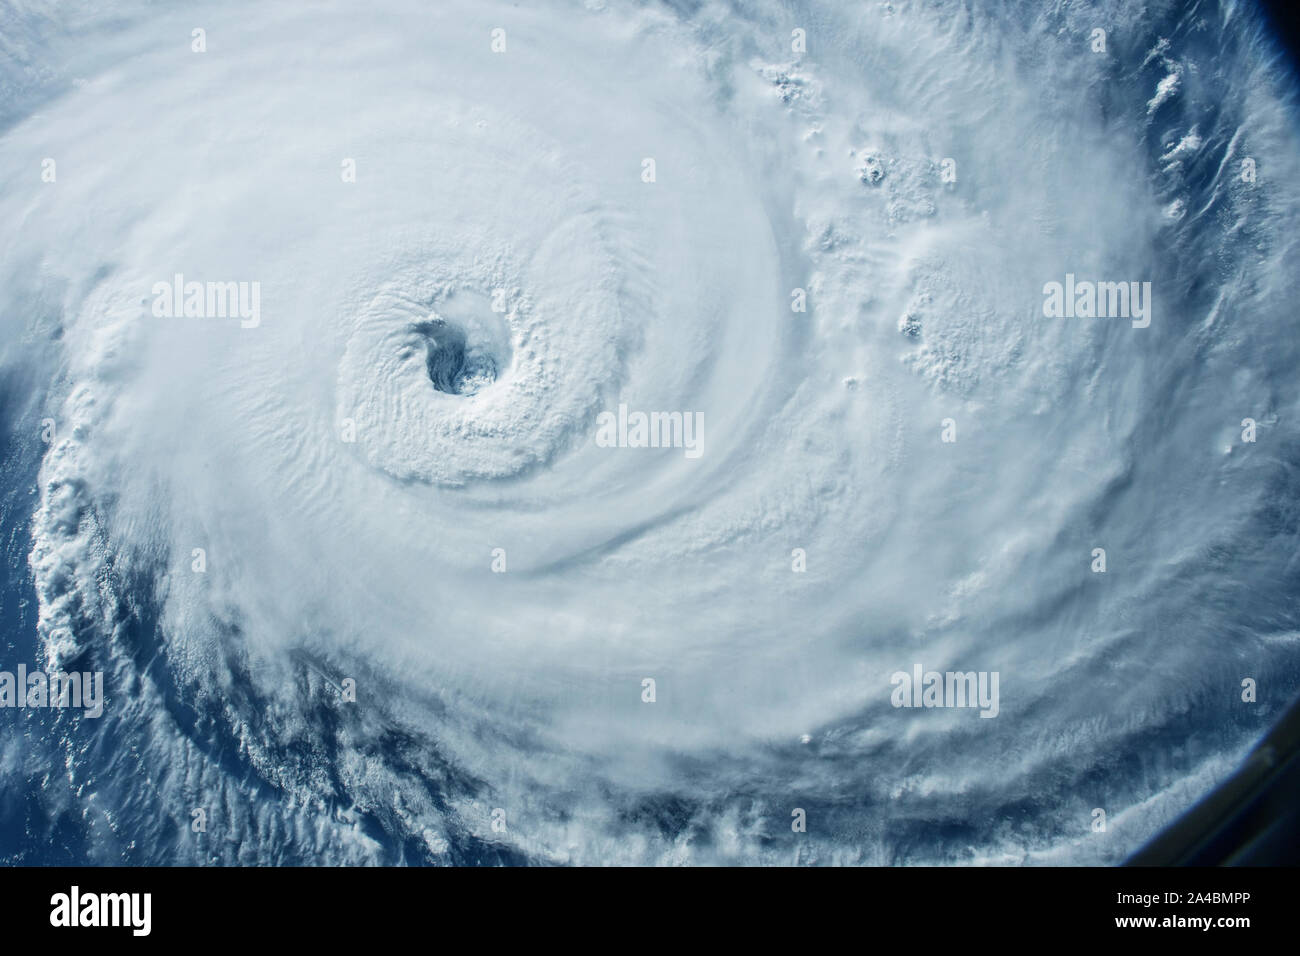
[[1, 0, 1299, 866]]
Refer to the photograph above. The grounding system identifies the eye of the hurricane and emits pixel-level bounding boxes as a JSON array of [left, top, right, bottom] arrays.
[[409, 307, 509, 397]]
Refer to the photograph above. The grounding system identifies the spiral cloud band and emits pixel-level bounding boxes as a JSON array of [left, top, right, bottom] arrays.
[[1, 0, 1299, 865]]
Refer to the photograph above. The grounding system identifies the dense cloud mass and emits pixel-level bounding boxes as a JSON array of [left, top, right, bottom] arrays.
[[1, 0, 1299, 865]]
